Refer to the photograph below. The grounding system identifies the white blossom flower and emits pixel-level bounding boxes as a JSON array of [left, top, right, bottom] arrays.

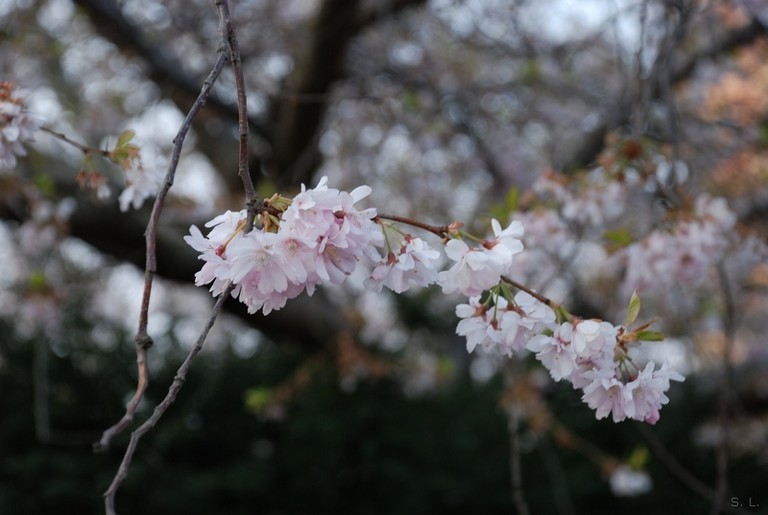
[[571, 319, 603, 357], [439, 219, 524, 297], [488, 218, 524, 264], [455, 296, 502, 353], [118, 160, 162, 211], [185, 177, 384, 315], [365, 235, 440, 293], [581, 362, 684, 424], [497, 291, 555, 355], [183, 210, 245, 296], [580, 366, 625, 421], [281, 176, 384, 288], [0, 83, 42, 169], [610, 466, 652, 497], [514, 290, 556, 328], [526, 324, 578, 381]]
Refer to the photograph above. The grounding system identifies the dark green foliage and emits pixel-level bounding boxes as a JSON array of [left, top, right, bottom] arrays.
[[1, 328, 766, 515]]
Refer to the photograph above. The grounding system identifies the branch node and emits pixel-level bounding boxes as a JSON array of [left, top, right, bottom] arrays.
[[136, 333, 154, 350]]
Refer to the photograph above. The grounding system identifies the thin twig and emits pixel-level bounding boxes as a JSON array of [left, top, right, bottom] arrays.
[[40, 126, 110, 157], [636, 423, 749, 515], [374, 213, 453, 238], [501, 275, 560, 309], [509, 407, 531, 515], [33, 337, 51, 443], [503, 362, 531, 515], [711, 263, 737, 515], [549, 420, 615, 467], [216, 0, 259, 232], [538, 435, 575, 515], [95, 45, 229, 453], [103, 281, 235, 515]]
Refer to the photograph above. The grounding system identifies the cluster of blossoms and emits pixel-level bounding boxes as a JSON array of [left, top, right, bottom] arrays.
[[0, 82, 42, 170], [186, 176, 684, 423], [533, 171, 627, 227], [185, 177, 386, 314], [621, 195, 737, 295], [456, 292, 683, 424], [0, 84, 158, 210]]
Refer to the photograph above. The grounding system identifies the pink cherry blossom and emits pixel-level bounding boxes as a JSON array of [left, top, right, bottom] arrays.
[[118, 161, 162, 211], [571, 319, 603, 357], [497, 291, 555, 355], [185, 177, 384, 314], [581, 361, 684, 424], [455, 296, 502, 353], [526, 324, 578, 381], [438, 219, 524, 297], [365, 235, 440, 293], [281, 176, 384, 286], [183, 210, 245, 296], [0, 83, 42, 169]]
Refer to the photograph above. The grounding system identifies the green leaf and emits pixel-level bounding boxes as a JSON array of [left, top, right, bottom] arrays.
[[636, 330, 664, 342], [488, 206, 509, 225], [626, 289, 640, 327], [437, 357, 456, 379], [522, 60, 541, 82], [627, 446, 650, 469], [27, 270, 48, 291], [505, 187, 519, 213], [554, 305, 571, 325], [603, 228, 633, 248], [116, 129, 135, 148], [33, 173, 56, 197], [244, 387, 274, 413], [402, 90, 421, 111]]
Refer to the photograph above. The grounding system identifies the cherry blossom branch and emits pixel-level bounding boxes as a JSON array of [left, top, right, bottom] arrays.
[[40, 126, 110, 157], [103, 281, 235, 515], [375, 213, 563, 312], [94, 44, 229, 453], [216, 0, 260, 232], [501, 275, 560, 309], [374, 213, 455, 239]]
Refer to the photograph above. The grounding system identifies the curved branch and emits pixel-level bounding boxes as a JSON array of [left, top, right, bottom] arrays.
[[94, 44, 230, 453], [103, 281, 235, 515]]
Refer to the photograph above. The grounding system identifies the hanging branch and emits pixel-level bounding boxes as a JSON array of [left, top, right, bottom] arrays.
[[94, 33, 229, 454], [103, 281, 235, 515], [100, 2, 254, 512], [40, 126, 110, 157]]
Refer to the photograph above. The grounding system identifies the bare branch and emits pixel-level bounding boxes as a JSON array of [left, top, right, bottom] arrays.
[[103, 281, 235, 515], [94, 43, 229, 453]]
